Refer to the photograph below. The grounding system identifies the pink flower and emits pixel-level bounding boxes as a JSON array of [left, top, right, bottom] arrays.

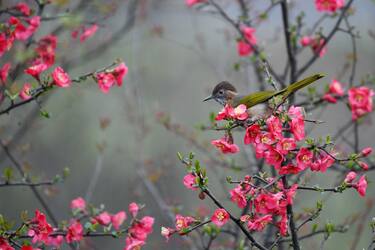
[[324, 79, 345, 103], [358, 161, 369, 171], [124, 237, 145, 250], [21, 246, 41, 250], [175, 214, 195, 231], [80, 24, 98, 42], [185, 0, 206, 7], [128, 216, 154, 241], [348, 86, 374, 120], [278, 164, 302, 175], [310, 153, 335, 172], [70, 197, 86, 211], [328, 79, 345, 96], [15, 3, 31, 16], [288, 106, 304, 119], [211, 138, 240, 154], [44, 235, 63, 247], [255, 193, 282, 214], [0, 33, 14, 58], [354, 175, 367, 197], [0, 237, 15, 250], [323, 93, 338, 103], [233, 104, 249, 120], [361, 147, 373, 157], [241, 26, 257, 45], [96, 211, 112, 225], [237, 40, 253, 57], [0, 63, 11, 83], [24, 63, 47, 80], [10, 16, 40, 41], [211, 208, 229, 227], [161, 227, 175, 241], [112, 211, 127, 230], [96, 72, 115, 93], [52, 67, 71, 87], [112, 62, 128, 86], [264, 147, 284, 169], [276, 214, 288, 236], [215, 104, 234, 121], [296, 148, 313, 170], [35, 35, 58, 66], [311, 37, 327, 57], [300, 36, 312, 47], [244, 124, 261, 144], [129, 202, 139, 217], [246, 214, 272, 231], [216, 104, 248, 121], [27, 210, 53, 244], [183, 173, 197, 190], [276, 138, 296, 155], [288, 106, 305, 141], [230, 186, 248, 208], [315, 0, 344, 13], [267, 116, 283, 139], [65, 220, 83, 243], [19, 83, 32, 100], [290, 117, 305, 141], [344, 171, 357, 183]]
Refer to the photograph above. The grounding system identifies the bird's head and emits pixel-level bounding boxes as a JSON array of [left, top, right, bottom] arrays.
[[203, 81, 238, 106]]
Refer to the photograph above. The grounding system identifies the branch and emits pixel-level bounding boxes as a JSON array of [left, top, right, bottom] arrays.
[[280, 0, 297, 83], [0, 61, 119, 116], [296, 0, 355, 77], [0, 180, 55, 187], [203, 188, 267, 250], [281, 176, 300, 250], [0, 141, 59, 226], [207, 0, 282, 83]]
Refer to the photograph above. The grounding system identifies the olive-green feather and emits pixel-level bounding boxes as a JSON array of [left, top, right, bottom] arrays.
[[235, 73, 325, 108]]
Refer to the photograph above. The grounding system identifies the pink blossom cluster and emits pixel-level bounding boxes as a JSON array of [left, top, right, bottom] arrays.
[[315, 0, 344, 13], [71, 24, 99, 43], [0, 14, 40, 57], [344, 172, 368, 197], [300, 36, 327, 57], [237, 26, 257, 57], [0, 3, 128, 103], [185, 0, 206, 7], [95, 63, 128, 93], [161, 209, 230, 241], [0, 198, 153, 250], [232, 177, 298, 236], [322, 80, 374, 120]]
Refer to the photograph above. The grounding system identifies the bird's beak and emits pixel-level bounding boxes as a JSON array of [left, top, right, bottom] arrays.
[[203, 95, 213, 102]]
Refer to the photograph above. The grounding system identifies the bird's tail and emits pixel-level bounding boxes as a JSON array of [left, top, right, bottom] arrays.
[[281, 73, 325, 98]]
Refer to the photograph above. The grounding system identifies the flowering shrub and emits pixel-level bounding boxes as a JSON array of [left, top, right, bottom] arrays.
[[0, 1, 152, 249], [158, 1, 374, 250]]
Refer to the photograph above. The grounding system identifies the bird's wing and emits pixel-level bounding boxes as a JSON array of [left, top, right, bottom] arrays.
[[236, 90, 280, 108]]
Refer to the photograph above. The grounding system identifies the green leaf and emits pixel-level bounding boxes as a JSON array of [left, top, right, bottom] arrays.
[[325, 222, 335, 237], [177, 152, 183, 161], [209, 112, 216, 123], [316, 200, 323, 210], [3, 167, 14, 182], [233, 62, 240, 71], [226, 176, 232, 183], [312, 223, 318, 232], [194, 160, 201, 173], [63, 167, 70, 178], [40, 110, 50, 118]]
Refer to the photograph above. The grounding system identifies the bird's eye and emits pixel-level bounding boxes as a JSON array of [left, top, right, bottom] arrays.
[[219, 89, 224, 95]]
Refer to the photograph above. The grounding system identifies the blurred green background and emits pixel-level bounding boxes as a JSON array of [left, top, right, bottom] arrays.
[[0, 0, 374, 249]]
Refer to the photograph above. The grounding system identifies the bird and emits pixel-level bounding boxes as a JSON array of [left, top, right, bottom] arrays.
[[203, 73, 324, 119]]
